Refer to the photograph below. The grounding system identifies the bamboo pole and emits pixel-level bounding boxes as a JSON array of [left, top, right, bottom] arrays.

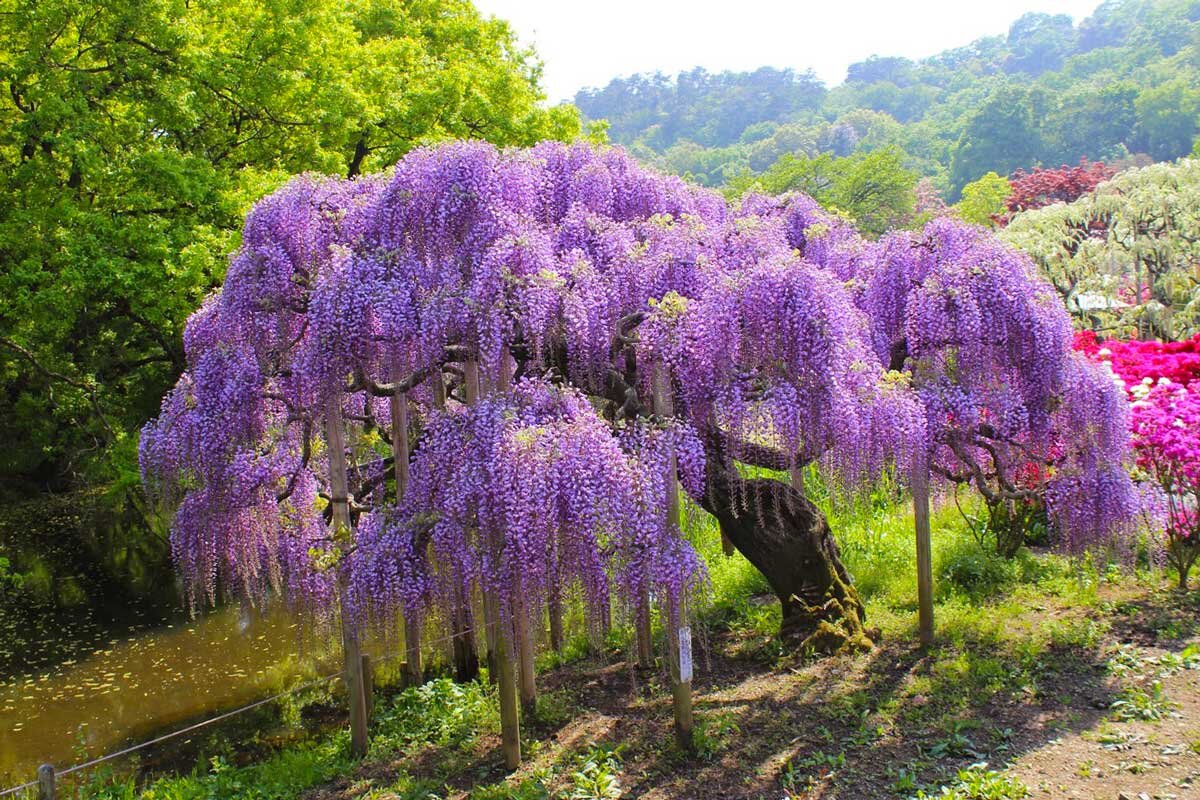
[[913, 451, 934, 646], [653, 361, 693, 750], [326, 397, 370, 758]]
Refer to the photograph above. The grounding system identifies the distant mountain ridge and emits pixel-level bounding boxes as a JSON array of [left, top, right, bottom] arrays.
[[574, 0, 1200, 196]]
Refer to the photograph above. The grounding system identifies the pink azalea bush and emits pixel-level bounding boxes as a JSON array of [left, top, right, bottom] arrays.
[[1076, 331, 1200, 588]]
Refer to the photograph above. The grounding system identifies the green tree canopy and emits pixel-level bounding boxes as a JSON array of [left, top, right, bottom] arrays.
[[732, 146, 917, 236], [0, 0, 579, 489], [956, 172, 1012, 226]]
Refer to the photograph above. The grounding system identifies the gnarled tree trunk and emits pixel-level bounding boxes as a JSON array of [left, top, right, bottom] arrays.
[[700, 457, 871, 655]]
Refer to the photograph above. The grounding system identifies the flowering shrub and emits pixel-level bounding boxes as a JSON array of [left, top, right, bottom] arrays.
[[1076, 332, 1200, 587], [1130, 382, 1200, 588], [1074, 331, 1200, 388]]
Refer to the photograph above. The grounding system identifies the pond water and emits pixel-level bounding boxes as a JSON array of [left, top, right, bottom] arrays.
[[0, 604, 342, 788]]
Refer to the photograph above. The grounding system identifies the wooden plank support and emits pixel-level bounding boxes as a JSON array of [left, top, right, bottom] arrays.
[[515, 590, 537, 718], [37, 764, 55, 800], [389, 361, 423, 688]]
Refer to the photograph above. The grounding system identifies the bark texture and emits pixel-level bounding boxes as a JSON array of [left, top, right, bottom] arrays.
[[700, 457, 872, 655]]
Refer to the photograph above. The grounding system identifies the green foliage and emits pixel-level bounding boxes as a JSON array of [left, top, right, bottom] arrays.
[[81, 677, 497, 799], [0, 0, 579, 491], [949, 86, 1046, 197], [914, 764, 1030, 799], [370, 678, 497, 754], [956, 173, 1011, 226], [691, 710, 740, 761], [734, 146, 917, 236], [1109, 680, 1178, 721], [568, 743, 626, 800], [0, 554, 23, 593]]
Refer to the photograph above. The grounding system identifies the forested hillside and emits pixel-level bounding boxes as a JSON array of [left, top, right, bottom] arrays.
[[575, 0, 1200, 196]]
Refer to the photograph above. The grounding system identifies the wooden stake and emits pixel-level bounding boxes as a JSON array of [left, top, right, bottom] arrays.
[[431, 368, 479, 682], [326, 398, 369, 758], [653, 361, 693, 750], [635, 592, 653, 667], [515, 589, 537, 718], [912, 452, 934, 646], [466, 356, 521, 765], [361, 653, 374, 718], [547, 585, 564, 652], [389, 366, 423, 688], [37, 764, 55, 800], [491, 596, 522, 769], [404, 613, 422, 688]]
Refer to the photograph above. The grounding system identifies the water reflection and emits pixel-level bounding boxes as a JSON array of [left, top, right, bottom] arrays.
[[0, 604, 341, 785]]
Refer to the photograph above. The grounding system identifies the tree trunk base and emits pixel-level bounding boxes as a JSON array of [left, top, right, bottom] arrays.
[[701, 464, 872, 656]]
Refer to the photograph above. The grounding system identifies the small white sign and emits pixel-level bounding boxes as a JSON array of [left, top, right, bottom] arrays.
[[678, 626, 693, 683]]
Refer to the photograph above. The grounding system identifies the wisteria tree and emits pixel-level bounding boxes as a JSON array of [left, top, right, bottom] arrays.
[[140, 142, 1136, 703], [861, 219, 1138, 556], [1002, 159, 1200, 338]]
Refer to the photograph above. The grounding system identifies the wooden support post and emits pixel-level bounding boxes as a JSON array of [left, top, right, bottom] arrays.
[[432, 368, 479, 683], [667, 606, 695, 752], [493, 603, 522, 769], [635, 592, 653, 668], [326, 398, 370, 758], [451, 589, 480, 683], [515, 589, 537, 718], [463, 360, 498, 684], [389, 365, 423, 688], [404, 613, 422, 688], [653, 361, 693, 750], [37, 764, 55, 800], [913, 452, 934, 646], [361, 653, 374, 718], [547, 585, 564, 652]]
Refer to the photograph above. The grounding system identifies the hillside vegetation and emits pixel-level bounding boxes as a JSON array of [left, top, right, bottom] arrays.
[[575, 0, 1200, 196]]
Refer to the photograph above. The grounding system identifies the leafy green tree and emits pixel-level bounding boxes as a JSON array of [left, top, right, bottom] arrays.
[[1004, 12, 1076, 75], [956, 172, 1012, 226], [1132, 79, 1200, 161], [736, 147, 917, 236], [0, 0, 579, 490], [949, 86, 1047, 197]]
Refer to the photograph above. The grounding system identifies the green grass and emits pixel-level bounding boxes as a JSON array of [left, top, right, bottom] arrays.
[[80, 678, 497, 800]]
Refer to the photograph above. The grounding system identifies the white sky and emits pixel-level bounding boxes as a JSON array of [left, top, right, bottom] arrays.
[[473, 1, 1105, 103]]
